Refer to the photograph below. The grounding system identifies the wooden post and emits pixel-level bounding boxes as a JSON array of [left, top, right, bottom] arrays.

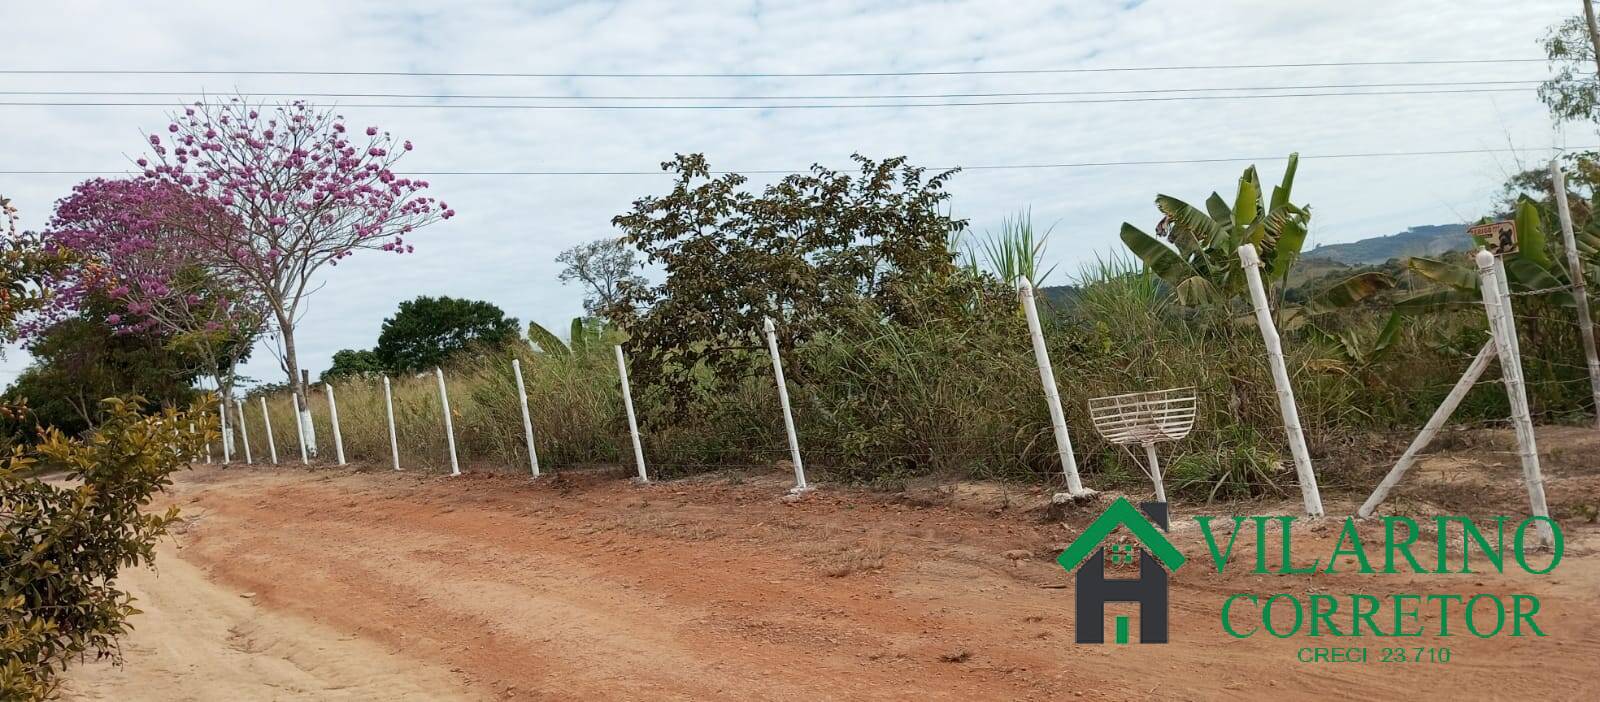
[[1476, 250, 1553, 545], [435, 367, 461, 476], [512, 358, 541, 477], [383, 376, 400, 471], [258, 396, 278, 465], [763, 317, 809, 492], [1358, 341, 1496, 517], [1238, 244, 1324, 517], [1017, 276, 1091, 498], [614, 346, 649, 483], [234, 399, 253, 465], [1551, 160, 1600, 429], [325, 383, 346, 466]]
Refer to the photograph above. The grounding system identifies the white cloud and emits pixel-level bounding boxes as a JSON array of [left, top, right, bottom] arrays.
[[0, 0, 1580, 387]]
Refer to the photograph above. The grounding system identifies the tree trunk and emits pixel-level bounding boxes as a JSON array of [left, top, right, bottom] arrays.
[[279, 319, 318, 457]]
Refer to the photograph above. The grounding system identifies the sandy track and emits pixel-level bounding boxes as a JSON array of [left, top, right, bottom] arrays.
[[61, 428, 1600, 700]]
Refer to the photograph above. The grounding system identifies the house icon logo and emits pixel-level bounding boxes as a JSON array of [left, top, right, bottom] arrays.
[[1057, 497, 1185, 644]]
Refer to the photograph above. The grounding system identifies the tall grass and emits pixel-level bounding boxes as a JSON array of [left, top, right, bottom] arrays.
[[222, 255, 1592, 502]]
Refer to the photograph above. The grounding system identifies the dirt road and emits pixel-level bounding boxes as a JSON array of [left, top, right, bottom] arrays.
[[62, 427, 1600, 701]]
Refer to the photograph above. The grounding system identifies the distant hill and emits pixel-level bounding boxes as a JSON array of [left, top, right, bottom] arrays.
[[1036, 222, 1467, 307], [1302, 224, 1468, 266]]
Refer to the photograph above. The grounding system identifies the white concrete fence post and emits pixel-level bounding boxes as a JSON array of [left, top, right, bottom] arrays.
[[259, 396, 279, 465], [293, 392, 309, 465], [614, 345, 649, 483], [383, 375, 401, 471], [1017, 276, 1091, 499], [234, 399, 253, 465], [512, 358, 541, 477], [435, 367, 461, 476], [1551, 159, 1600, 429], [325, 383, 347, 466], [1477, 250, 1554, 545], [763, 317, 809, 493], [297, 399, 317, 458], [1238, 244, 1324, 517], [219, 401, 231, 465]]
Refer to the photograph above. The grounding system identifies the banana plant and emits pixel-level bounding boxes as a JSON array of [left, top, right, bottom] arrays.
[[1304, 311, 1404, 376], [1118, 153, 1392, 322], [1401, 197, 1597, 309], [526, 317, 624, 357]]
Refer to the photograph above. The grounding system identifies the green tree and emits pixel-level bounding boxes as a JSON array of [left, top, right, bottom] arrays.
[[1538, 11, 1600, 123], [556, 238, 647, 316], [373, 295, 519, 373], [6, 310, 202, 437], [608, 153, 1001, 406], [320, 348, 386, 383], [1, 192, 215, 700]]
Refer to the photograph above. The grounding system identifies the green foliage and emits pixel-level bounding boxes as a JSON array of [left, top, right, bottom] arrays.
[[320, 348, 386, 383], [962, 208, 1059, 286], [608, 153, 1005, 409], [526, 317, 622, 358], [1119, 154, 1322, 304], [1, 398, 212, 700], [373, 295, 520, 373], [1538, 14, 1600, 123], [4, 304, 202, 438], [556, 238, 647, 316]]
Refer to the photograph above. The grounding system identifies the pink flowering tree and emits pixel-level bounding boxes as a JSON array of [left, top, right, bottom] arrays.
[[38, 178, 263, 401], [138, 99, 454, 441]]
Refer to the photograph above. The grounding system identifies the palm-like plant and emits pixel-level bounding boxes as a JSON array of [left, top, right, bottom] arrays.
[[526, 317, 622, 358], [1403, 198, 1597, 308], [1118, 153, 1391, 325], [954, 208, 1059, 286]]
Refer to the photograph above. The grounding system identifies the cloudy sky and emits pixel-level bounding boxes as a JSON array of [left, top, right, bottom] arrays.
[[0, 0, 1587, 388]]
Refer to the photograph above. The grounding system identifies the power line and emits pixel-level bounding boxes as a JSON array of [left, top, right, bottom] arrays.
[[0, 58, 1547, 79], [0, 87, 1538, 110], [0, 80, 1546, 102], [2, 145, 1583, 177]]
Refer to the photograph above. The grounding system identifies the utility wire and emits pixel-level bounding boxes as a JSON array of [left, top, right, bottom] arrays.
[[2, 145, 1586, 177], [0, 80, 1546, 101], [0, 87, 1538, 110], [0, 58, 1548, 78]]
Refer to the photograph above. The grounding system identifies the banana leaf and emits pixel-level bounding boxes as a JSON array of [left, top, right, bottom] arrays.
[[1304, 271, 1393, 316], [1372, 310, 1404, 356], [527, 321, 570, 356], [1408, 256, 1478, 291], [1270, 218, 1308, 281], [1505, 256, 1563, 292], [1234, 167, 1260, 230], [1513, 199, 1550, 268], [569, 317, 589, 356], [1205, 193, 1233, 231], [1174, 276, 1221, 305], [1395, 287, 1479, 311], [1157, 195, 1226, 248], [1120, 222, 1202, 288], [1269, 153, 1299, 212]]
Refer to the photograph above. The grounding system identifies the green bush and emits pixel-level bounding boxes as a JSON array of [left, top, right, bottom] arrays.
[[1, 398, 212, 700]]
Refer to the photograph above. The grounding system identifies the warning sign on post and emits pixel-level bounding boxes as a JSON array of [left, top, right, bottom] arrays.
[[1470, 220, 1518, 256]]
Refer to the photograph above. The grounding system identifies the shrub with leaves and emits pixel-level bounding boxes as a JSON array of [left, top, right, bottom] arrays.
[[1, 398, 212, 700]]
